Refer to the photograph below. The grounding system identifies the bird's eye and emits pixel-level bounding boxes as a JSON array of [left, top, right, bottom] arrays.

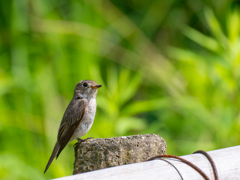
[[83, 83, 88, 87]]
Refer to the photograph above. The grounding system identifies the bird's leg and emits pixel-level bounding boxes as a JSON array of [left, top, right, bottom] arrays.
[[81, 137, 94, 142], [74, 137, 94, 146]]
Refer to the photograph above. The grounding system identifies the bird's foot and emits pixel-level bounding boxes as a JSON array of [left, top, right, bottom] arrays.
[[74, 137, 94, 146]]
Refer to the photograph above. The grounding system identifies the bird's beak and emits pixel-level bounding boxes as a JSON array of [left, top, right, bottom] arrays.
[[91, 85, 102, 89]]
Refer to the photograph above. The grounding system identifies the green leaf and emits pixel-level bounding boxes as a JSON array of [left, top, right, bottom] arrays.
[[121, 99, 169, 117], [183, 26, 222, 53], [204, 7, 229, 49], [115, 117, 147, 135]]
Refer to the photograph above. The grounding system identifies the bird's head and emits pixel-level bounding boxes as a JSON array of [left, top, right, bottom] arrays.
[[74, 80, 102, 99]]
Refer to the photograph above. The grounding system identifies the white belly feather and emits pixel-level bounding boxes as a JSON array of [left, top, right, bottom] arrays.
[[70, 98, 96, 141]]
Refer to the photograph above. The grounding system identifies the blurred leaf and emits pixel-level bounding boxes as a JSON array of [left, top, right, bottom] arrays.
[[107, 65, 119, 99], [0, 77, 14, 96], [118, 68, 142, 105], [183, 26, 222, 53], [227, 9, 240, 43], [115, 117, 147, 135], [204, 7, 229, 48], [0, 154, 45, 180], [121, 99, 169, 117]]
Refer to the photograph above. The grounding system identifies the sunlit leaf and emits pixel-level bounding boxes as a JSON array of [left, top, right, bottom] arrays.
[[183, 26, 222, 53], [115, 117, 147, 135], [204, 7, 229, 48], [121, 99, 169, 117]]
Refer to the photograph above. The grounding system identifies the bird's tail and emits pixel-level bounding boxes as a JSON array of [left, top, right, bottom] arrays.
[[44, 142, 60, 173]]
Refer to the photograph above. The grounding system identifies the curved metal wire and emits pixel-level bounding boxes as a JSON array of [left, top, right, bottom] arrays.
[[193, 150, 219, 180], [159, 159, 184, 180], [147, 154, 210, 180]]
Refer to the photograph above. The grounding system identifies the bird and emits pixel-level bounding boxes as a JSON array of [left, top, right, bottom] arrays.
[[44, 80, 102, 173]]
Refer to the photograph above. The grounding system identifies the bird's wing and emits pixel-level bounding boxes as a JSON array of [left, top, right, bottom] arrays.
[[56, 98, 87, 158], [44, 98, 87, 173]]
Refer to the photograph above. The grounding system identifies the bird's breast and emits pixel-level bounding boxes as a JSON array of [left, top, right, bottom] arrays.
[[71, 99, 97, 140]]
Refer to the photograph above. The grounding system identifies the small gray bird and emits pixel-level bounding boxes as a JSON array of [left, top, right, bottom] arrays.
[[44, 80, 102, 173]]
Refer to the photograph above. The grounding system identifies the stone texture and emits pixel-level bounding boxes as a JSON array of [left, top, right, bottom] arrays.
[[73, 134, 167, 174]]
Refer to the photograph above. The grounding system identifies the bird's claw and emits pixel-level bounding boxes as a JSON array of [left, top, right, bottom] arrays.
[[74, 137, 94, 147]]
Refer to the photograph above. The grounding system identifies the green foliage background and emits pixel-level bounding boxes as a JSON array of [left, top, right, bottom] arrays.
[[1, 0, 240, 179]]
